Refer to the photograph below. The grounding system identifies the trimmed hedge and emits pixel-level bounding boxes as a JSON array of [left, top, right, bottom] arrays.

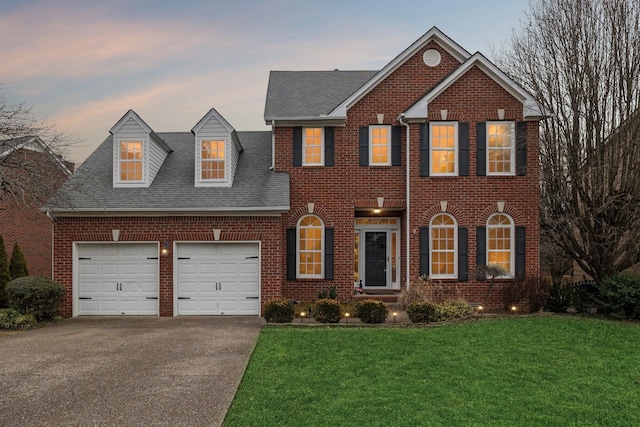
[[597, 274, 640, 320], [263, 299, 295, 323], [407, 300, 471, 323], [6, 277, 65, 321], [313, 299, 342, 323], [355, 300, 389, 324]]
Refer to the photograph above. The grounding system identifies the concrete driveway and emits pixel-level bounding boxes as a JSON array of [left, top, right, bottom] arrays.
[[0, 316, 263, 427]]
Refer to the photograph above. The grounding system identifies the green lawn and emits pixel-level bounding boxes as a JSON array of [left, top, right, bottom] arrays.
[[224, 316, 640, 426]]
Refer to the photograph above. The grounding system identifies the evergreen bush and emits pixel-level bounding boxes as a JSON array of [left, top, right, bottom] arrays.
[[597, 274, 640, 320], [9, 243, 29, 280], [0, 235, 10, 308], [6, 277, 65, 321], [263, 299, 295, 323], [313, 299, 342, 323], [354, 299, 389, 323]]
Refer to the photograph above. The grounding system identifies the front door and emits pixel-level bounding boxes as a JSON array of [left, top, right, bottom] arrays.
[[364, 231, 388, 287]]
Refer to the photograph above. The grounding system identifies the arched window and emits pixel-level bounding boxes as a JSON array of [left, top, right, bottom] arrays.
[[297, 215, 324, 278], [430, 213, 457, 278], [487, 213, 514, 276]]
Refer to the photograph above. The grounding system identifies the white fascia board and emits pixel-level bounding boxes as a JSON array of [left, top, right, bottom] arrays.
[[44, 206, 290, 218], [265, 116, 347, 126], [404, 53, 543, 120], [109, 110, 153, 135], [328, 27, 471, 117], [191, 107, 236, 135]]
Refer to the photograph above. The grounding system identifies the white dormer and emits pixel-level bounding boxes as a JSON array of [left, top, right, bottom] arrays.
[[110, 110, 172, 188], [192, 108, 243, 187]]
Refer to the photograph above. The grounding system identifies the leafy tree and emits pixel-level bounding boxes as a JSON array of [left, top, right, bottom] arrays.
[[9, 243, 29, 280], [500, 0, 640, 283], [0, 235, 10, 307]]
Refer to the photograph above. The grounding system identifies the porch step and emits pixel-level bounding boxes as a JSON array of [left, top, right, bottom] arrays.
[[351, 291, 400, 306]]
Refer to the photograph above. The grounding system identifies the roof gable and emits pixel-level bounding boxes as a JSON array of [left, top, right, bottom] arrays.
[[404, 53, 543, 120], [0, 135, 73, 177], [110, 110, 173, 153], [328, 26, 471, 118], [192, 108, 243, 152]]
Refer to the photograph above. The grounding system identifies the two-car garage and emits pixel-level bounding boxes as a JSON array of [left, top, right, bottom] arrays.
[[75, 242, 260, 316]]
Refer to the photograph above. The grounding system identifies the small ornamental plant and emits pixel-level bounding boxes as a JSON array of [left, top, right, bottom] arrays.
[[355, 300, 389, 324], [313, 299, 342, 323], [263, 299, 295, 323]]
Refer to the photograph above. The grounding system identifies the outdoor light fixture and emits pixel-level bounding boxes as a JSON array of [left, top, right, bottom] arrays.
[[345, 312, 350, 324], [478, 305, 484, 312], [393, 312, 397, 323], [300, 311, 306, 323], [161, 241, 169, 256], [511, 305, 517, 313]]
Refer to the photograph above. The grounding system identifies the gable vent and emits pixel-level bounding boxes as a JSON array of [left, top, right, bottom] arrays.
[[423, 49, 441, 67]]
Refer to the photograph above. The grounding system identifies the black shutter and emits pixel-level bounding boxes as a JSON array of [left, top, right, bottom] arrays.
[[359, 126, 369, 166], [324, 127, 335, 167], [292, 127, 302, 167], [420, 122, 430, 176], [287, 228, 296, 280], [459, 122, 469, 176], [458, 227, 468, 282], [515, 226, 526, 279], [476, 226, 486, 280], [392, 125, 402, 166], [419, 227, 430, 277], [476, 122, 486, 176], [324, 228, 334, 280], [516, 122, 527, 176]]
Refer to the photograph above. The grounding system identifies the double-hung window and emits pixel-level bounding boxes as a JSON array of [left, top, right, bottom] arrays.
[[487, 213, 514, 276], [200, 139, 225, 181], [119, 140, 143, 182], [369, 125, 391, 166], [430, 122, 457, 175], [487, 122, 515, 175], [303, 128, 324, 166], [430, 213, 457, 278]]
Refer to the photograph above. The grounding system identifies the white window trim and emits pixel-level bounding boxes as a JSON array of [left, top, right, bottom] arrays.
[[196, 137, 229, 186], [429, 121, 458, 176], [296, 214, 324, 279], [487, 121, 516, 176], [302, 127, 324, 166], [429, 213, 457, 279], [487, 213, 515, 278], [369, 125, 391, 166], [115, 137, 147, 187]]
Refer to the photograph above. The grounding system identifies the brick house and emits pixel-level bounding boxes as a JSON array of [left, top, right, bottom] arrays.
[[45, 27, 541, 317], [1, 136, 73, 278]]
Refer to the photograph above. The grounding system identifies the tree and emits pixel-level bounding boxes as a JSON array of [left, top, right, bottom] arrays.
[[0, 89, 76, 206], [499, 0, 640, 283], [0, 235, 10, 307], [9, 243, 29, 280]]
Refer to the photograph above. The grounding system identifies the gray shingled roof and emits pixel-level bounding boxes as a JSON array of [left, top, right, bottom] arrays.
[[45, 131, 289, 214], [264, 70, 377, 120]]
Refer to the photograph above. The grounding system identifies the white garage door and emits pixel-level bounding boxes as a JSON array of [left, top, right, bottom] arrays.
[[77, 243, 159, 315], [176, 243, 259, 315]]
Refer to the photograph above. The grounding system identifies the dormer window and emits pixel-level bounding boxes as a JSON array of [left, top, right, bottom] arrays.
[[200, 139, 226, 181], [119, 140, 143, 182]]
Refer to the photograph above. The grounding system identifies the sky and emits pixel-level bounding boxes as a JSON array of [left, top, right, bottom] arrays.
[[0, 0, 530, 164]]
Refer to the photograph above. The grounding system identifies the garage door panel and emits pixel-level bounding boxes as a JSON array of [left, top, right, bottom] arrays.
[[176, 243, 259, 315], [77, 243, 158, 316]]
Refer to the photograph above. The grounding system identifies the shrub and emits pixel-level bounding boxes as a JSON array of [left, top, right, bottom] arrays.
[[546, 282, 574, 313], [313, 299, 342, 323], [397, 276, 464, 309], [263, 299, 295, 323], [406, 301, 439, 323], [0, 308, 37, 330], [0, 235, 9, 308], [596, 274, 640, 320], [317, 286, 338, 300], [9, 243, 29, 280], [6, 277, 65, 321], [406, 300, 471, 323], [355, 300, 389, 324]]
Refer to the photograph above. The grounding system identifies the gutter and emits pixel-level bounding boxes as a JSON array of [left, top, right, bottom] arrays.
[[398, 113, 411, 291]]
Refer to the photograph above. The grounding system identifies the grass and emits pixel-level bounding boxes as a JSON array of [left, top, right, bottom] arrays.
[[224, 316, 640, 426]]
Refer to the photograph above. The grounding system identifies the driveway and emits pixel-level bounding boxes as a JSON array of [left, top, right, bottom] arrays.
[[0, 316, 263, 427]]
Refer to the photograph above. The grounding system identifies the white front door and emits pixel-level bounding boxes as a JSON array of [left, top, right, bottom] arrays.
[[175, 243, 260, 315], [76, 243, 159, 315]]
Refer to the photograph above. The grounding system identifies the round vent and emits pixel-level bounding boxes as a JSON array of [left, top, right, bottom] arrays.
[[423, 49, 441, 67]]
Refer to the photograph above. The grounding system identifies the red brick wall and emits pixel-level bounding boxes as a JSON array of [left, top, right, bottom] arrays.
[[52, 215, 282, 317], [274, 42, 540, 309]]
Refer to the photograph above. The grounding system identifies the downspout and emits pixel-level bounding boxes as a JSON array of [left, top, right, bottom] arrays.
[[269, 120, 276, 170], [46, 211, 55, 279], [398, 114, 410, 291]]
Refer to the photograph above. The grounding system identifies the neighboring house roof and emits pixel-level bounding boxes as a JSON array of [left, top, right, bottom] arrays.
[[264, 70, 377, 123], [0, 135, 74, 177], [44, 131, 289, 216]]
